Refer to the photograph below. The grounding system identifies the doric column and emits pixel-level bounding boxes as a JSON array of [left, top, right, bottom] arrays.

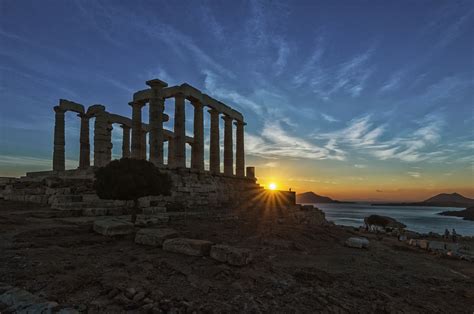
[[235, 120, 246, 177], [167, 137, 175, 167], [105, 122, 113, 163], [141, 130, 147, 160], [209, 109, 220, 174], [173, 93, 186, 168], [130, 101, 145, 159], [149, 97, 165, 166], [78, 113, 90, 169], [52, 106, 66, 171], [121, 125, 131, 158], [94, 111, 109, 167], [223, 115, 233, 176], [191, 101, 204, 171]]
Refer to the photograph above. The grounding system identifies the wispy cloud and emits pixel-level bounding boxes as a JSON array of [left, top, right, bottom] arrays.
[[246, 120, 345, 161], [321, 113, 339, 123]]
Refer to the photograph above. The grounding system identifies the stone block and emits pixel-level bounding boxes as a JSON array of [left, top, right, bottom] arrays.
[[210, 244, 252, 266], [142, 207, 166, 215], [429, 241, 446, 252], [345, 237, 369, 249], [417, 239, 429, 250], [82, 208, 108, 216], [135, 228, 178, 247], [93, 218, 135, 236], [445, 243, 460, 252], [162, 238, 213, 256]]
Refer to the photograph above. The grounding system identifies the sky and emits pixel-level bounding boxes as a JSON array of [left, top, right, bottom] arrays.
[[0, 0, 473, 201]]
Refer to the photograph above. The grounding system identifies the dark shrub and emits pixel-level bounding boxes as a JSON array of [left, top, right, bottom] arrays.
[[93, 158, 172, 222]]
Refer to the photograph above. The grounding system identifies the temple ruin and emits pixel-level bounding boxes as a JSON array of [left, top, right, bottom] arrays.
[[1, 78, 295, 215]]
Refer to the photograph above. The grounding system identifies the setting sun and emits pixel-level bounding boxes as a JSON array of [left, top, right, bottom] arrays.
[[268, 183, 277, 190]]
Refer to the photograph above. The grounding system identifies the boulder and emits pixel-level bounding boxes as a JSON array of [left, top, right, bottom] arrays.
[[135, 228, 178, 247], [163, 238, 213, 256], [210, 245, 252, 266], [93, 218, 135, 236], [364, 215, 406, 230], [345, 237, 369, 249]]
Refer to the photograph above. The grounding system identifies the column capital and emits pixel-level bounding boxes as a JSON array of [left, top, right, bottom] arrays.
[[128, 101, 146, 108], [191, 100, 203, 109], [221, 114, 233, 122], [234, 120, 247, 126], [54, 106, 66, 114], [120, 124, 131, 130], [208, 108, 220, 115], [146, 78, 168, 89]]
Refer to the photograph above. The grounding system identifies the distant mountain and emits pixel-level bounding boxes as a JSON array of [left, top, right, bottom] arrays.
[[424, 193, 474, 205], [375, 192, 474, 208], [296, 192, 352, 204]]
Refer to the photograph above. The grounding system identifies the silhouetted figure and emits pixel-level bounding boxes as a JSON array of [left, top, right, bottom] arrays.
[[452, 229, 457, 242], [289, 188, 292, 192], [444, 228, 450, 239]]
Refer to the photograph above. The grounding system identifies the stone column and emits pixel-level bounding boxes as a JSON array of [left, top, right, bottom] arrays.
[[173, 93, 186, 168], [130, 101, 145, 159], [191, 101, 204, 171], [149, 97, 165, 166], [167, 137, 175, 167], [78, 114, 90, 169], [105, 122, 113, 164], [223, 115, 233, 176], [141, 130, 147, 160], [208, 109, 220, 174], [94, 111, 109, 167], [235, 120, 246, 177], [52, 106, 66, 171], [121, 125, 131, 158]]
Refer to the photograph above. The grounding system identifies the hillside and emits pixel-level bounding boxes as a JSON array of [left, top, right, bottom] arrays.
[[296, 192, 350, 204], [438, 207, 474, 221], [375, 192, 474, 208]]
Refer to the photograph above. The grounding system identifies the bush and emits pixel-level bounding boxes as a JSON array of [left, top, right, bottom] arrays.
[[94, 158, 172, 222]]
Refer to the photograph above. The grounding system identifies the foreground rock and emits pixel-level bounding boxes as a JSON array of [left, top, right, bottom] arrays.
[[210, 245, 252, 266], [163, 238, 213, 256], [93, 218, 135, 236], [135, 228, 178, 247], [0, 283, 58, 313], [345, 237, 369, 249]]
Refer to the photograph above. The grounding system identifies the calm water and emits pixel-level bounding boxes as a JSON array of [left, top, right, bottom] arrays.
[[309, 203, 474, 236]]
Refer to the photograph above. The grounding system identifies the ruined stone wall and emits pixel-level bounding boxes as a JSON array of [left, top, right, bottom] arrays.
[[1, 168, 283, 212]]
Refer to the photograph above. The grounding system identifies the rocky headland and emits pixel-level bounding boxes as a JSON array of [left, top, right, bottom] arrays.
[[439, 207, 474, 221]]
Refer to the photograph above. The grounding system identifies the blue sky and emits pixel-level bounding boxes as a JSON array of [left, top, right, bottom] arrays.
[[1, 0, 473, 200]]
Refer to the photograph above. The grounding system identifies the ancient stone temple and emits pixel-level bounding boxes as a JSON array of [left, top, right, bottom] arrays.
[[2, 78, 295, 215], [51, 79, 250, 178]]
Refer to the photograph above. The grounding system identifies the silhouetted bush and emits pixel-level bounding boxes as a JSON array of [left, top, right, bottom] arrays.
[[94, 158, 172, 223]]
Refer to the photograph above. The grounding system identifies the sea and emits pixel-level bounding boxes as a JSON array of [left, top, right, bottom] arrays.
[[309, 203, 474, 236]]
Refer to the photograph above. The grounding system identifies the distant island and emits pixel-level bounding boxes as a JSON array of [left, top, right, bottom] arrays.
[[374, 192, 474, 208], [296, 191, 353, 204], [438, 207, 474, 221]]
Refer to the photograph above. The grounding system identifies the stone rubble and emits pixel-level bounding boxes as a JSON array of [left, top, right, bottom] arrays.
[[134, 228, 179, 247], [210, 244, 253, 266], [93, 218, 135, 236], [163, 238, 214, 256], [345, 237, 370, 249]]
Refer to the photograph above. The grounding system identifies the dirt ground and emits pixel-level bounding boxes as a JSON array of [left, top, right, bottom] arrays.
[[1, 199, 473, 313]]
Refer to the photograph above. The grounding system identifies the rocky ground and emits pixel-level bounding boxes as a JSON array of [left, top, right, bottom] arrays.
[[1, 199, 473, 313]]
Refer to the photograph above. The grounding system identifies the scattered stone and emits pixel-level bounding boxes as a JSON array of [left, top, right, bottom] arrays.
[[0, 284, 58, 313], [93, 218, 135, 236], [428, 241, 446, 252], [210, 244, 252, 266], [417, 239, 429, 250], [133, 291, 146, 303], [364, 215, 406, 230], [125, 287, 137, 299], [345, 237, 369, 249], [135, 228, 178, 247], [398, 235, 407, 241], [163, 238, 213, 256]]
